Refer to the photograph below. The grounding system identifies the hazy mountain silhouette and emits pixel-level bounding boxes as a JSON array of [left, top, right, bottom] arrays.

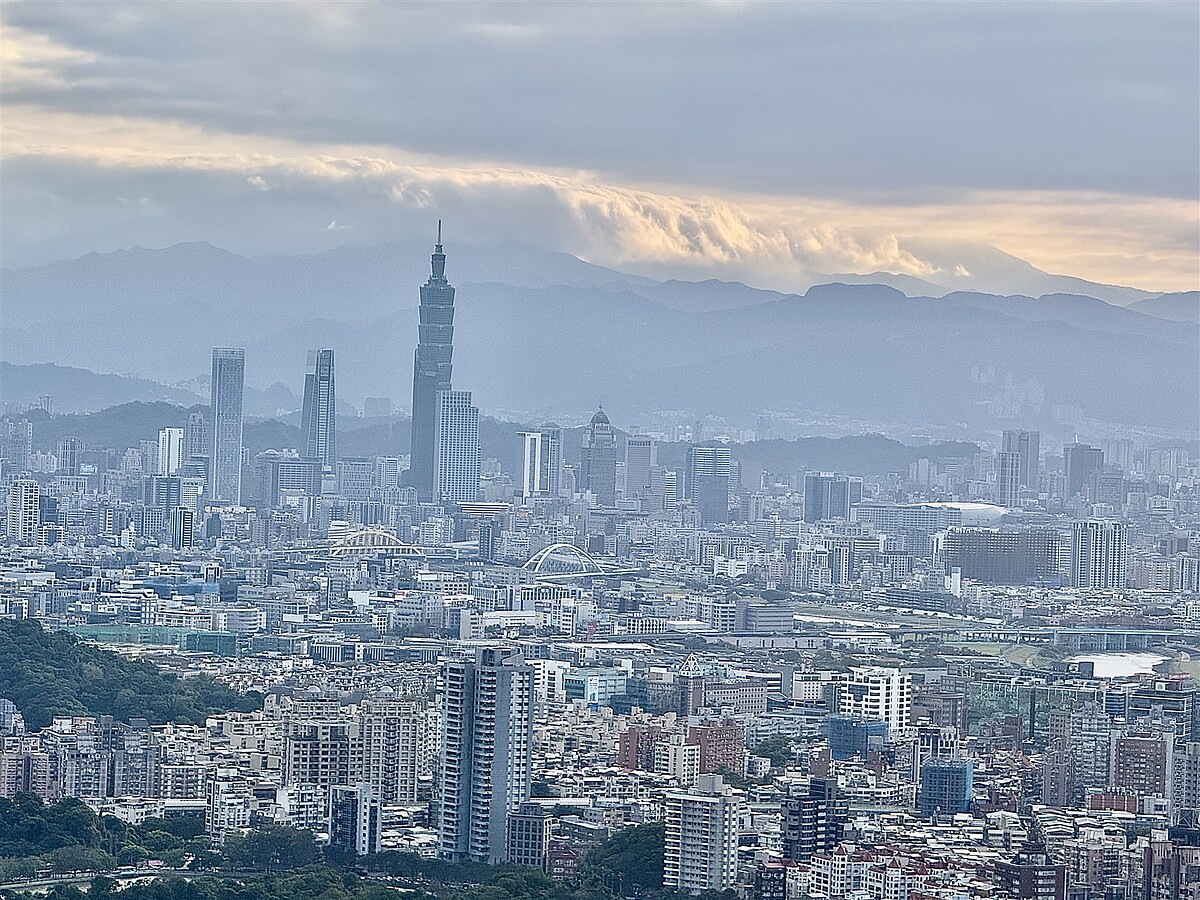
[[2, 243, 1195, 433]]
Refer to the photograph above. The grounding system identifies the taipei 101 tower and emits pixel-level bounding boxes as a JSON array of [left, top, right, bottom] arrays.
[[407, 222, 455, 500]]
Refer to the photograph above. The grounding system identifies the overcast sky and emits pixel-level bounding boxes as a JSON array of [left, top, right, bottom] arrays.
[[3, 1, 1197, 291]]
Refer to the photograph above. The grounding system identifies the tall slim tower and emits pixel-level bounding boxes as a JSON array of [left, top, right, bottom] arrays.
[[409, 223, 455, 501], [209, 348, 245, 504], [581, 407, 618, 507], [301, 348, 337, 471], [439, 648, 534, 863]]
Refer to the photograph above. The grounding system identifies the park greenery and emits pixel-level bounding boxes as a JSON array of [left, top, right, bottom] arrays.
[[0, 802, 741, 900], [0, 619, 261, 729]]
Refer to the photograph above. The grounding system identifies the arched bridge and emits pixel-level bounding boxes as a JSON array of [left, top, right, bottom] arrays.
[[521, 543, 641, 582]]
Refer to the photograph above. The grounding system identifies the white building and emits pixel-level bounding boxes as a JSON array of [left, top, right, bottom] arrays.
[[1072, 519, 1128, 589], [6, 480, 40, 545], [158, 427, 185, 476], [839, 667, 911, 731], [663, 773, 745, 892]]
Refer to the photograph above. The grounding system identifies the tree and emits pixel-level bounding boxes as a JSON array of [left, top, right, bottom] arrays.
[[221, 825, 319, 873], [584, 823, 664, 894]]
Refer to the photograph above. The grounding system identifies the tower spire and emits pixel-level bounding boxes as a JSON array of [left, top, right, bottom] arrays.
[[436, 219, 443, 252]]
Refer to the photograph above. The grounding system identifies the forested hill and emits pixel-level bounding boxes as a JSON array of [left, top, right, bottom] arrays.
[[0, 620, 261, 730]]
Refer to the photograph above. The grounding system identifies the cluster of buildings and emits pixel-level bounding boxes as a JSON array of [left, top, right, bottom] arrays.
[[1, 234, 1199, 899]]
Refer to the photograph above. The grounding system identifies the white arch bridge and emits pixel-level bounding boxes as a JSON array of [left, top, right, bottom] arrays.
[[521, 543, 641, 582], [271, 529, 461, 561]]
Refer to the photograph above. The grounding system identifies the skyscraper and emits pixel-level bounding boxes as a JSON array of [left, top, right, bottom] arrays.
[[581, 407, 618, 507], [56, 437, 82, 478], [518, 427, 563, 499], [184, 410, 210, 463], [301, 348, 337, 472], [803, 472, 862, 523], [209, 348, 245, 504], [624, 436, 657, 499], [1063, 442, 1104, 499], [439, 648, 534, 863], [996, 450, 1021, 507], [434, 390, 480, 506], [409, 224, 456, 501], [158, 428, 184, 476], [1002, 429, 1040, 490], [1072, 519, 1128, 589], [687, 445, 733, 525]]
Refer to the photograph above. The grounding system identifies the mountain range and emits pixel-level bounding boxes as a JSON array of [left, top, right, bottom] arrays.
[[2, 241, 1197, 434]]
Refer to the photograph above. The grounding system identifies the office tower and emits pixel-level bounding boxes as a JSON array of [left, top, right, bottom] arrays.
[[439, 647, 534, 863], [170, 507, 195, 550], [686, 445, 733, 525], [940, 527, 1061, 585], [826, 715, 889, 761], [409, 225, 456, 501], [839, 667, 911, 731], [917, 758, 973, 818], [6, 480, 40, 545], [157, 428, 184, 476], [4, 420, 33, 472], [1073, 520, 1128, 589], [781, 778, 848, 861], [434, 390, 481, 505], [581, 407, 618, 507], [995, 838, 1067, 900], [802, 471, 862, 523], [663, 774, 744, 892], [517, 427, 563, 499], [256, 453, 322, 509], [56, 437, 82, 477], [1063, 442, 1104, 499], [996, 450, 1021, 507], [300, 349, 337, 472], [624, 437, 657, 498], [184, 410, 210, 462], [209, 348, 246, 504], [329, 783, 382, 856], [1002, 429, 1041, 490]]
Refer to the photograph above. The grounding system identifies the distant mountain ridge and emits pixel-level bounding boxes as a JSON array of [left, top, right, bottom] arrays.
[[2, 242, 1196, 434]]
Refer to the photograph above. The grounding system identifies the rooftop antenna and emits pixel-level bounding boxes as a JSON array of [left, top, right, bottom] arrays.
[[437, 219, 442, 249]]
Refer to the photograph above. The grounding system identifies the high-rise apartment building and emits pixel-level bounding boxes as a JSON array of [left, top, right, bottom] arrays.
[[409, 226, 456, 501], [6, 480, 40, 545], [440, 648, 534, 863], [996, 450, 1021, 507], [663, 773, 744, 892], [1002, 429, 1041, 490], [301, 349, 337, 472], [434, 390, 480, 505], [839, 667, 911, 731], [158, 428, 184, 476], [782, 777, 848, 862], [581, 408, 618, 507], [803, 472, 863, 523], [209, 348, 246, 504], [1072, 520, 1128, 589]]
